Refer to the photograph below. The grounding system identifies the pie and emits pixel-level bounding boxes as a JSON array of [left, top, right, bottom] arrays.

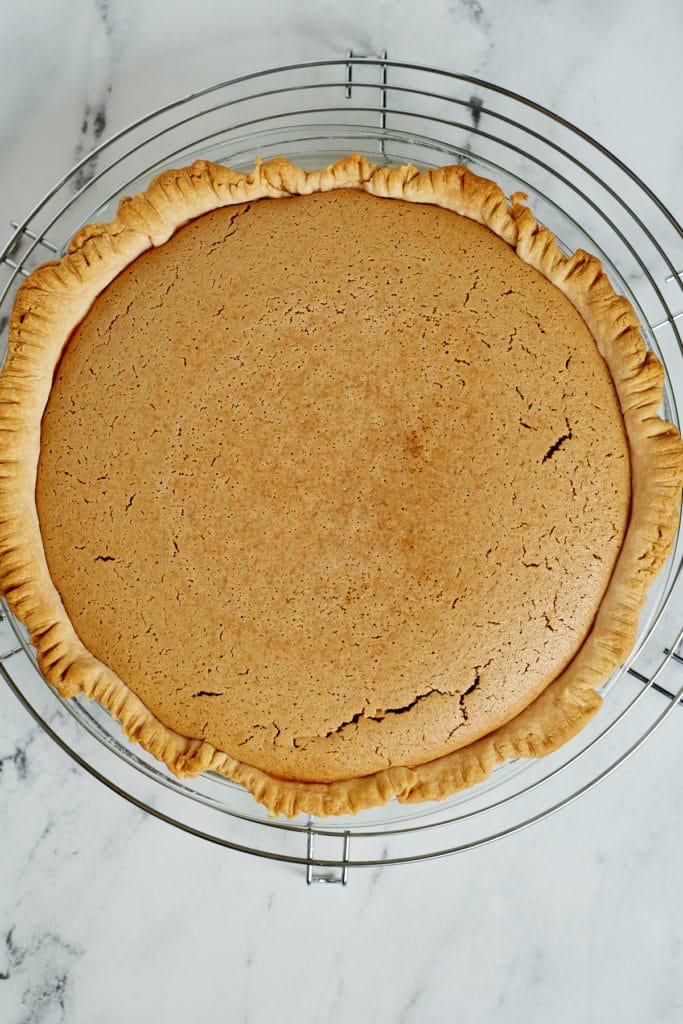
[[1, 155, 681, 817]]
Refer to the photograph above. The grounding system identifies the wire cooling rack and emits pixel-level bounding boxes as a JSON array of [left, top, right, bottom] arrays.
[[1, 56, 682, 883]]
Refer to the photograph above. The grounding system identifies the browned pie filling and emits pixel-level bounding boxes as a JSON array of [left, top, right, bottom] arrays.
[[36, 188, 630, 783]]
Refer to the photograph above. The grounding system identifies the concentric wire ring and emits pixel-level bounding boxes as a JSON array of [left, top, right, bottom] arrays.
[[1, 59, 681, 876]]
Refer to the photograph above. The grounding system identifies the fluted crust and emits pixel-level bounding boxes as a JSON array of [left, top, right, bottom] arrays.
[[1, 155, 681, 817]]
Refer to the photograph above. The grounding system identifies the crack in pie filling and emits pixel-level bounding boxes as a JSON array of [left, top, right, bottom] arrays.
[[1, 155, 682, 816]]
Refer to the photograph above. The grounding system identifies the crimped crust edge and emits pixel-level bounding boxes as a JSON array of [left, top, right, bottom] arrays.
[[1, 155, 681, 817]]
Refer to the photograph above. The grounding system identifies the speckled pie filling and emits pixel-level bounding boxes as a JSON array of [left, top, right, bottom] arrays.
[[37, 188, 630, 783], [3, 156, 680, 816]]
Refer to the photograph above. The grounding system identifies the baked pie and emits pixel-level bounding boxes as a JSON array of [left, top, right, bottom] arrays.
[[1, 155, 681, 816]]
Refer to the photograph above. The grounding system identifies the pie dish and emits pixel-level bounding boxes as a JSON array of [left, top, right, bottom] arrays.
[[1, 154, 681, 817]]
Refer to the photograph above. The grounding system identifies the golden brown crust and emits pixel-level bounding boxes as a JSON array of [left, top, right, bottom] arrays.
[[1, 155, 681, 817]]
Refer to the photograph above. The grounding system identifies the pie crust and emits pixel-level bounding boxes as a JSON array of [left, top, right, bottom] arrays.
[[1, 155, 681, 817]]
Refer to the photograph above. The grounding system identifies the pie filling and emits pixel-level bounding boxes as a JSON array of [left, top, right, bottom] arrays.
[[36, 188, 630, 783]]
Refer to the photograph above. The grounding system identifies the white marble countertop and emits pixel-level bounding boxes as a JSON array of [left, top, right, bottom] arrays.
[[1, 1, 682, 1021]]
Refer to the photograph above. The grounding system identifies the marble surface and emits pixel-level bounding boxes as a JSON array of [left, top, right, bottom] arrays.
[[1, 1, 683, 1021]]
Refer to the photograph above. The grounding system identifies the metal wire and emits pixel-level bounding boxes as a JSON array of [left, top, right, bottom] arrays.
[[3, 636, 682, 869], [1, 58, 682, 875]]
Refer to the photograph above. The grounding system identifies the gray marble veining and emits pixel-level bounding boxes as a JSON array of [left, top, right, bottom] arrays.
[[1, 1, 682, 1021]]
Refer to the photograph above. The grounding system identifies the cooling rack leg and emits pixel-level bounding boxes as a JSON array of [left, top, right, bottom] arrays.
[[305, 821, 350, 885], [345, 49, 389, 159]]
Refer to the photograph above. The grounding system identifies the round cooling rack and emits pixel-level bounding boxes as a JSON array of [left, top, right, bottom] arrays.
[[1, 57, 683, 883]]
